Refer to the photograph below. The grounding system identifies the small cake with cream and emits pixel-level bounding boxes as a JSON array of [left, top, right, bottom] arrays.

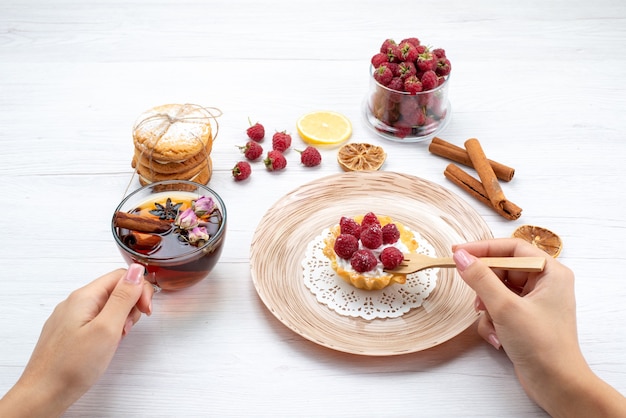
[[322, 212, 418, 290]]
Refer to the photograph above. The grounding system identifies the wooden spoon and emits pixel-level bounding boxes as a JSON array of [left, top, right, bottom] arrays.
[[385, 253, 546, 275]]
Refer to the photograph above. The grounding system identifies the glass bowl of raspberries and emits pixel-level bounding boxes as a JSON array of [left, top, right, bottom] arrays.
[[364, 37, 451, 142]]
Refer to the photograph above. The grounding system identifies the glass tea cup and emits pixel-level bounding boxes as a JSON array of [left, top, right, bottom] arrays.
[[112, 180, 227, 291]]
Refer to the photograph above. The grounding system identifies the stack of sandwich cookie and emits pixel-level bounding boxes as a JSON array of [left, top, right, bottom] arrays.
[[131, 103, 219, 185]]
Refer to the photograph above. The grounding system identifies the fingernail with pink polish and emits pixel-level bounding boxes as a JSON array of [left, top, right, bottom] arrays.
[[488, 333, 501, 350], [124, 264, 144, 285], [123, 318, 134, 336], [453, 249, 475, 271]]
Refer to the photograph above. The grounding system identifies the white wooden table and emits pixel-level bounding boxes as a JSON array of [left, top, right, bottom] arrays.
[[1, 1, 625, 416]]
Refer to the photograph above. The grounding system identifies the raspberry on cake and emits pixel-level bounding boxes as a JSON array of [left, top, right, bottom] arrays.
[[322, 213, 418, 290]]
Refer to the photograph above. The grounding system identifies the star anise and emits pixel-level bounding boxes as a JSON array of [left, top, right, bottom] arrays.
[[149, 198, 182, 220]]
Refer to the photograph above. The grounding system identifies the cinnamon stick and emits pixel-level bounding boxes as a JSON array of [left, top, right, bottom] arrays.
[[113, 211, 172, 233], [429, 137, 514, 182], [122, 231, 162, 250], [444, 164, 522, 220], [465, 139, 509, 208]]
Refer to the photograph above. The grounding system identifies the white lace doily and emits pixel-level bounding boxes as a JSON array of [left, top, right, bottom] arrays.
[[302, 228, 438, 321]]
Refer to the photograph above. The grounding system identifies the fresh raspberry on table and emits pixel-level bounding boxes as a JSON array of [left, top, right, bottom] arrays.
[[333, 233, 359, 259], [297, 146, 322, 167], [264, 150, 287, 171], [382, 223, 400, 244], [361, 212, 381, 228], [360, 224, 383, 249], [404, 75, 423, 94], [238, 140, 263, 161], [380, 247, 404, 270], [232, 161, 251, 181], [246, 119, 265, 142], [272, 131, 292, 153], [339, 216, 361, 239], [421, 70, 439, 91], [373, 64, 393, 86], [350, 249, 378, 273]]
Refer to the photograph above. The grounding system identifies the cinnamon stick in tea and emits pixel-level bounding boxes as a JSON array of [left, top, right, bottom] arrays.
[[122, 231, 162, 251], [113, 211, 172, 233], [429, 137, 514, 182], [444, 164, 522, 220]]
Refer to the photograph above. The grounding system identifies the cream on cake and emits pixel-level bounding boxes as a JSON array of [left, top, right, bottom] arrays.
[[322, 212, 418, 290]]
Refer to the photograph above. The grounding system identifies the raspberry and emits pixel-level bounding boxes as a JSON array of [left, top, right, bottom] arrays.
[[400, 37, 420, 48], [238, 140, 263, 161], [398, 41, 418, 62], [297, 146, 322, 167], [373, 64, 393, 86], [432, 48, 446, 58], [333, 233, 359, 259], [387, 77, 404, 92], [404, 75, 423, 94], [386, 44, 401, 63], [371, 52, 389, 68], [386, 62, 400, 77], [397, 61, 417, 80], [381, 223, 400, 244], [417, 50, 437, 72], [394, 125, 412, 139], [379, 38, 397, 54], [264, 150, 287, 171], [246, 119, 265, 142], [339, 216, 361, 239], [399, 96, 419, 114], [361, 212, 381, 228], [420, 70, 438, 91], [418, 91, 435, 107], [272, 131, 292, 152], [232, 161, 251, 181], [380, 247, 404, 270], [360, 224, 383, 249], [350, 249, 378, 273], [436, 57, 451, 76]]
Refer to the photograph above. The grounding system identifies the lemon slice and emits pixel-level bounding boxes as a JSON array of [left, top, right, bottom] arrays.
[[512, 225, 563, 258], [337, 143, 386, 172], [296, 111, 352, 146]]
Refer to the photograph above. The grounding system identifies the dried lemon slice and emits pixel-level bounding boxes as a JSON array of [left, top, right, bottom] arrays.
[[296, 111, 352, 146], [512, 225, 563, 258], [337, 143, 386, 172]]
